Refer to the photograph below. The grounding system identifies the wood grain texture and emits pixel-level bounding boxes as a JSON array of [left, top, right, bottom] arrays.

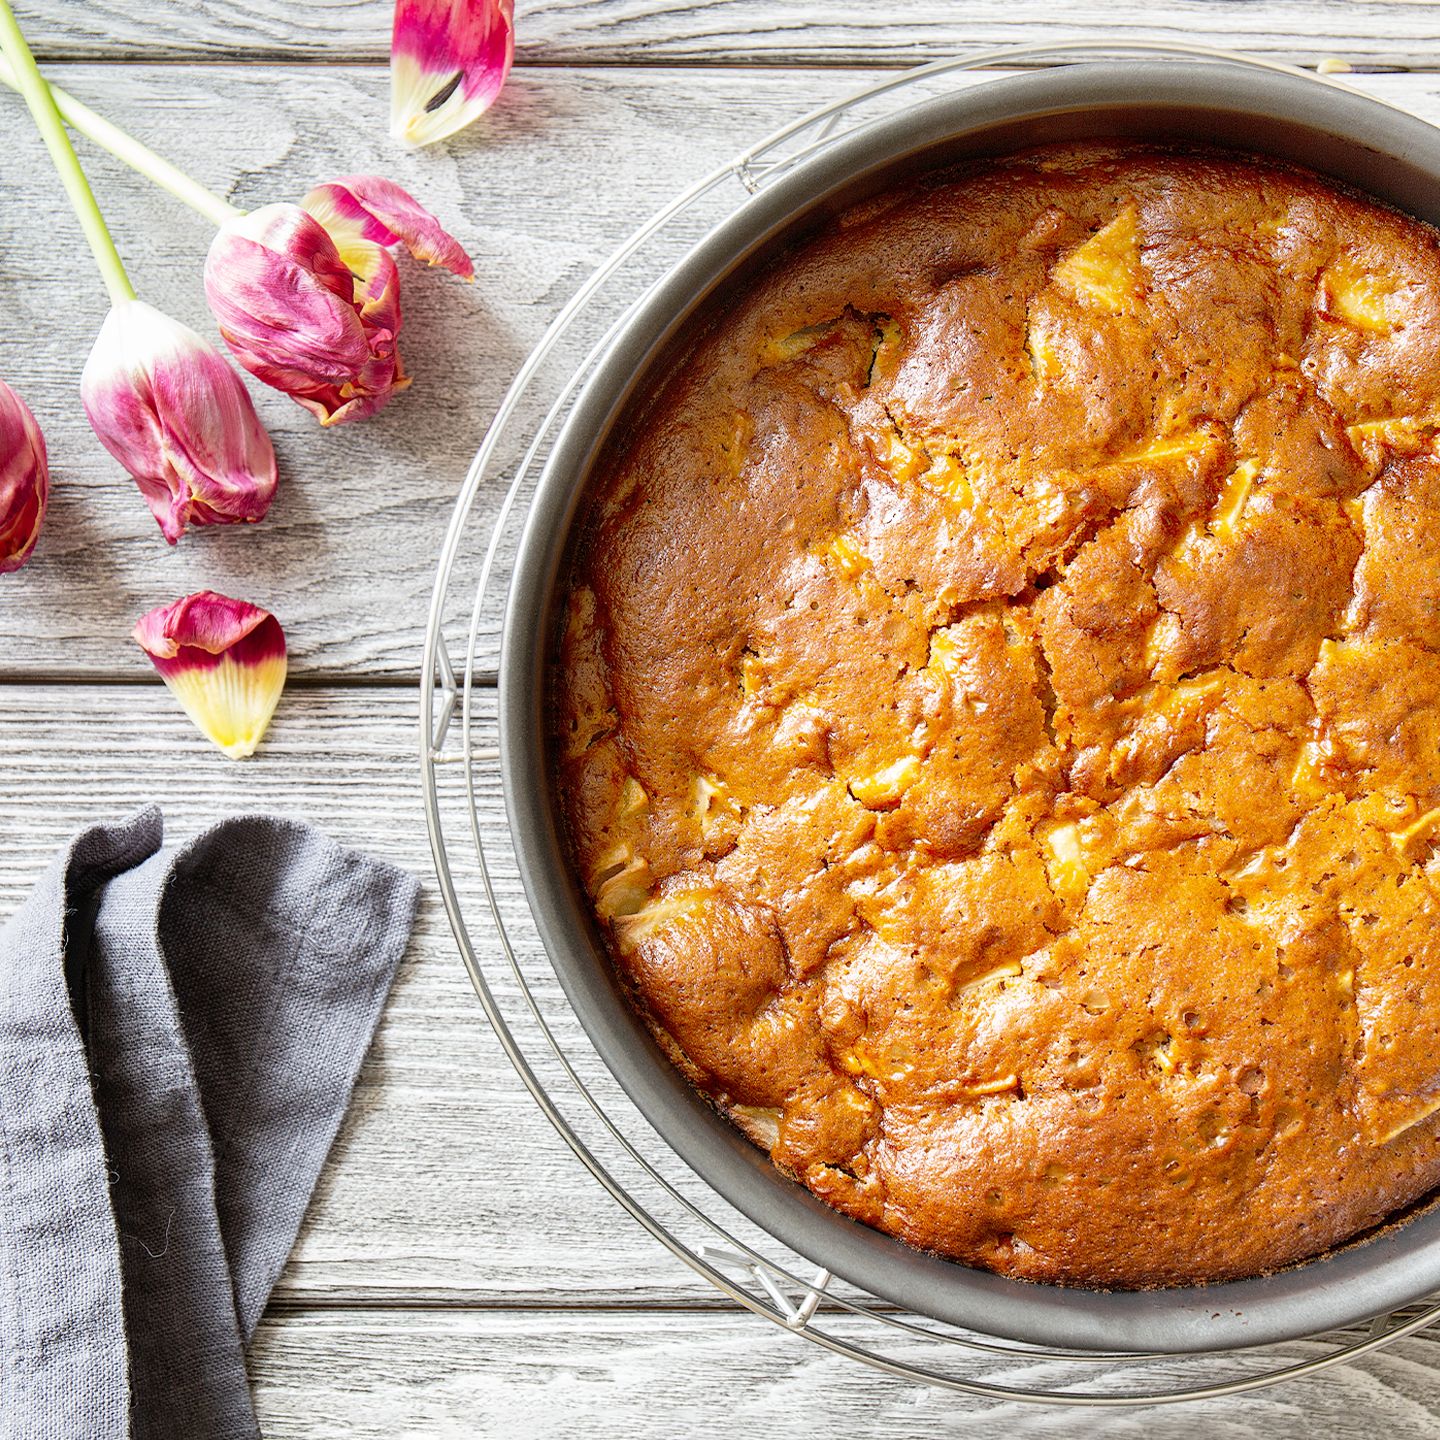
[[249, 1308, 1440, 1437], [14, 0, 1440, 67], [0, 682, 745, 1304], [6, 685, 1440, 1422], [8, 66, 1440, 681], [0, 682, 884, 1310], [0, 63, 891, 682], [9, 25, 1440, 1426]]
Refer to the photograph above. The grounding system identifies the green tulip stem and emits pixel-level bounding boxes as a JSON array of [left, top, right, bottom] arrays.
[[0, 46, 242, 232], [0, 0, 137, 305]]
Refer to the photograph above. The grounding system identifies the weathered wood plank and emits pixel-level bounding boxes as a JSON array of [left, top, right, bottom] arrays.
[[15, 0, 1440, 68], [0, 681, 753, 1303], [7, 680, 1440, 1335], [0, 681, 889, 1308], [250, 1307, 1440, 1437], [9, 620, 1440, 1408], [0, 61, 1045, 683], [11, 0, 1440, 1425], [9, 66, 1440, 681], [8, 682, 1440, 1410], [0, 63, 897, 682]]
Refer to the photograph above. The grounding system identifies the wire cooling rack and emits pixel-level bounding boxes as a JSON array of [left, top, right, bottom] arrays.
[[421, 43, 1440, 1404]]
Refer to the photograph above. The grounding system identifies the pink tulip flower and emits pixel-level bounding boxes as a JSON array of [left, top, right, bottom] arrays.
[[81, 299, 278, 543], [390, 0, 515, 149], [204, 176, 473, 427], [0, 379, 48, 573], [134, 590, 287, 758]]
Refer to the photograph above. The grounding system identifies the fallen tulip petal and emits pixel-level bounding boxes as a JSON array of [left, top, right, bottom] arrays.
[[0, 379, 48, 573], [303, 175, 474, 279], [81, 300, 278, 543], [390, 0, 514, 150], [134, 590, 286, 759]]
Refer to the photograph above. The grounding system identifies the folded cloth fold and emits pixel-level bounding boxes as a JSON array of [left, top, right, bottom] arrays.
[[0, 809, 420, 1440]]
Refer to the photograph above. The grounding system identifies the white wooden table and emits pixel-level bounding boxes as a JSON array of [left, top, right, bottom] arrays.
[[7, 2, 1440, 1433]]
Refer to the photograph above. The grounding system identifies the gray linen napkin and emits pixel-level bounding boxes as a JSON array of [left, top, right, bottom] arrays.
[[0, 808, 420, 1439]]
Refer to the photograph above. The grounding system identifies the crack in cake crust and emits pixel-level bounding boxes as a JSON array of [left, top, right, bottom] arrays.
[[553, 141, 1440, 1288]]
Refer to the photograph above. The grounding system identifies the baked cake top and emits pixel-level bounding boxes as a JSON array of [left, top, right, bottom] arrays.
[[555, 142, 1440, 1287]]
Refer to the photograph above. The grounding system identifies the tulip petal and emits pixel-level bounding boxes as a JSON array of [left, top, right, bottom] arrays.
[[0, 380, 48, 573], [134, 591, 287, 759], [303, 175, 474, 280], [206, 205, 410, 427], [207, 206, 371, 383], [81, 301, 278, 544], [326, 245, 411, 426], [390, 0, 514, 150], [224, 202, 357, 306]]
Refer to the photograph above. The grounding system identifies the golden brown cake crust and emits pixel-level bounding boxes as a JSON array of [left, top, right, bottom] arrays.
[[553, 142, 1440, 1288]]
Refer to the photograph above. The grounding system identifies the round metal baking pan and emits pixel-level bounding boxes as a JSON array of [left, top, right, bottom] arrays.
[[499, 59, 1440, 1355]]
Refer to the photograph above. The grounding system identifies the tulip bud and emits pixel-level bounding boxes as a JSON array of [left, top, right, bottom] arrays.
[[391, 0, 514, 150], [0, 379, 48, 573], [204, 178, 472, 426], [134, 590, 286, 759], [81, 299, 278, 544]]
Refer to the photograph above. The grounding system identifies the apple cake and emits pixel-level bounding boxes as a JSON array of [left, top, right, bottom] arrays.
[[553, 141, 1440, 1287]]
